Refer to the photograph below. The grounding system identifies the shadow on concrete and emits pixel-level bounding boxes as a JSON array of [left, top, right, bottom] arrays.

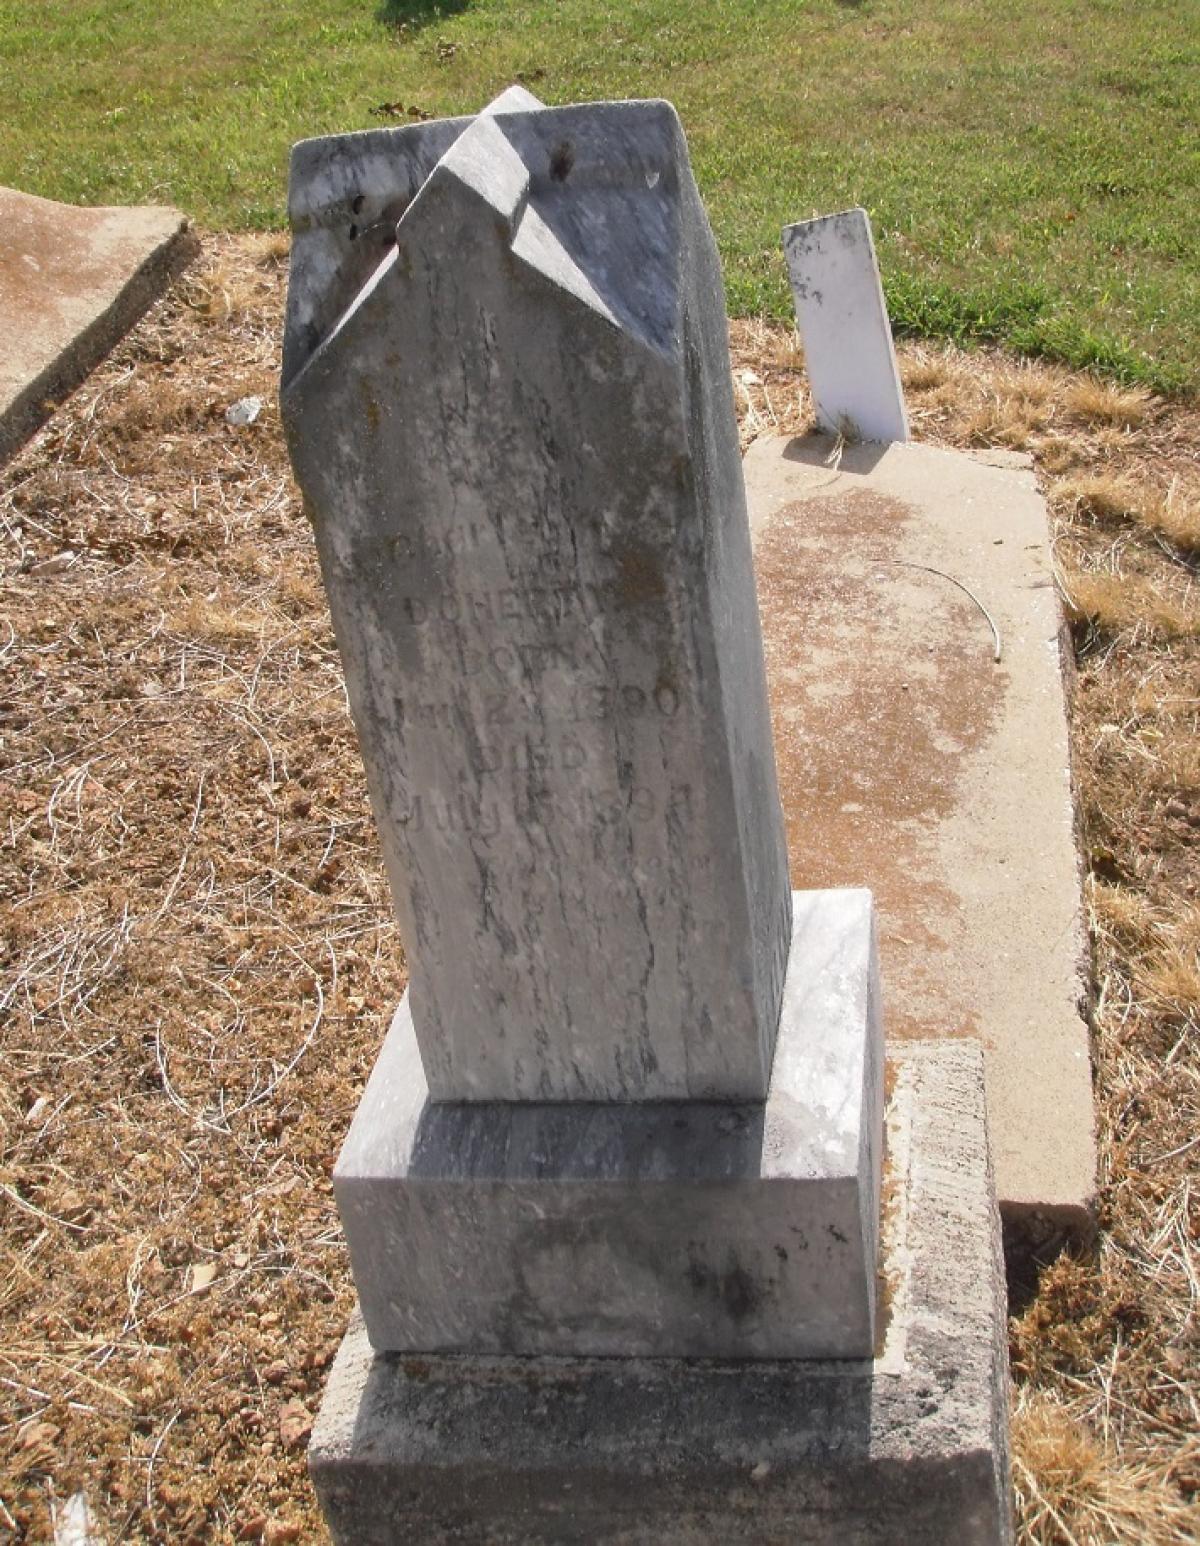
[[781, 432, 891, 476], [314, 1316, 881, 1539]]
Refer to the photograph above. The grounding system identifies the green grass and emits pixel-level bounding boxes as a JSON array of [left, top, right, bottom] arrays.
[[2, 0, 1197, 390]]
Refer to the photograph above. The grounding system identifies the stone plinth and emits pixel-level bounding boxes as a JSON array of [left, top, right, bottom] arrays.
[[311, 1041, 1013, 1545], [337, 890, 882, 1359]]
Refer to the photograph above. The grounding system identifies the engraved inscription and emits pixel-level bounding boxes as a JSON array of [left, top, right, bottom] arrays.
[[396, 585, 606, 628], [281, 112, 794, 1103], [459, 642, 576, 677], [567, 683, 680, 721], [393, 681, 680, 734], [395, 783, 694, 836]]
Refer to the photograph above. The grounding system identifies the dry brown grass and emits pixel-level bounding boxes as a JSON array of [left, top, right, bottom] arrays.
[[1065, 571, 1198, 642], [1063, 378, 1154, 429], [1013, 1392, 1197, 1546], [1, 236, 381, 1543], [1, 240, 1197, 1542], [1058, 473, 1200, 558]]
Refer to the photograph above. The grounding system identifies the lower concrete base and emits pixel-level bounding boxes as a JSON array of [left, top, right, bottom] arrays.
[[310, 1041, 1013, 1544], [336, 889, 883, 1360]]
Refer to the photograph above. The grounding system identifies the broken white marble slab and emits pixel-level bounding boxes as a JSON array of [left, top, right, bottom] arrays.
[[783, 207, 908, 444]]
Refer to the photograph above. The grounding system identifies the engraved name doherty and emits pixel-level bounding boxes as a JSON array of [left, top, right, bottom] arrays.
[[390, 583, 608, 628], [281, 97, 792, 1102]]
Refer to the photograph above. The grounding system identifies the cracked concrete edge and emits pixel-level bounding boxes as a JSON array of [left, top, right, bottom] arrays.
[[0, 214, 198, 467]]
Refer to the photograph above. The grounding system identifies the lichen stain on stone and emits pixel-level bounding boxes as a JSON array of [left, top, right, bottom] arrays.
[[654, 661, 679, 700], [720, 1264, 763, 1321], [686, 1254, 769, 1322], [612, 537, 667, 607], [549, 141, 575, 182]]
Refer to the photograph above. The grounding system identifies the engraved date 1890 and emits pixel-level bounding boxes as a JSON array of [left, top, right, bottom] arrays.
[[393, 681, 680, 733]]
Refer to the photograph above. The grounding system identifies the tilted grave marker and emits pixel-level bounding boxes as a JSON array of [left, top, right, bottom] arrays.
[[284, 89, 792, 1105], [783, 206, 909, 445], [283, 92, 1018, 1546]]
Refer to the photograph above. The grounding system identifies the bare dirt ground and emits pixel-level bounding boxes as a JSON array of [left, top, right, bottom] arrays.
[[1, 235, 1197, 1543]]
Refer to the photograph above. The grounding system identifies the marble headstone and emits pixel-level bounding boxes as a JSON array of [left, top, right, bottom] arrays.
[[282, 93, 791, 1103], [783, 206, 909, 445]]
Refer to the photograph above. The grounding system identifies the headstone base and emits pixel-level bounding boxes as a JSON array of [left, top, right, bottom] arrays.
[[310, 1041, 1012, 1545], [335, 889, 882, 1360]]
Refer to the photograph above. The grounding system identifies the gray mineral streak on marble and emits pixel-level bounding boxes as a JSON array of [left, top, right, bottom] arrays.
[[281, 95, 791, 1102]]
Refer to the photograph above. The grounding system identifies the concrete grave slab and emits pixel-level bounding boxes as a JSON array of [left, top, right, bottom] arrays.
[[0, 186, 196, 465], [310, 1040, 1013, 1545], [335, 889, 882, 1360], [745, 433, 1096, 1257]]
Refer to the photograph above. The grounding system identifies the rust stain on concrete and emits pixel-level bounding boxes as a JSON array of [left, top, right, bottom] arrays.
[[756, 488, 1001, 1042]]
